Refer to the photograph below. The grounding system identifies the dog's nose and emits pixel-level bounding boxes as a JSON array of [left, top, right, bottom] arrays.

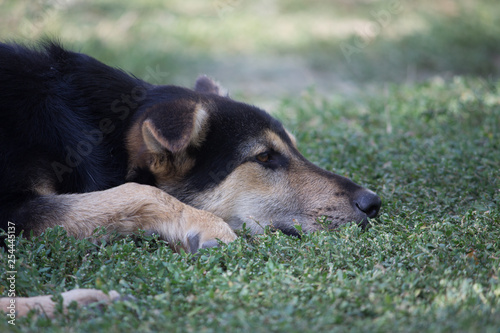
[[353, 190, 381, 218]]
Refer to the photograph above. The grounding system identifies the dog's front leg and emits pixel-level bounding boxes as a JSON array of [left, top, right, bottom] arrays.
[[17, 183, 237, 253], [1, 183, 237, 318]]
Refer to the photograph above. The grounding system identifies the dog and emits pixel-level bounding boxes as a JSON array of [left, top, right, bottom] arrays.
[[0, 41, 381, 317]]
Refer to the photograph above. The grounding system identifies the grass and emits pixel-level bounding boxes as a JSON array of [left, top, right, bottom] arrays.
[[1, 77, 499, 332], [1, 0, 500, 332]]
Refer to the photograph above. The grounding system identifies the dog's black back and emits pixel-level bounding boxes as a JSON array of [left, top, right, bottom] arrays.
[[0, 42, 148, 231]]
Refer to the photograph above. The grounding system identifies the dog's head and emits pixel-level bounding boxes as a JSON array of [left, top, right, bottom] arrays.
[[127, 76, 381, 235]]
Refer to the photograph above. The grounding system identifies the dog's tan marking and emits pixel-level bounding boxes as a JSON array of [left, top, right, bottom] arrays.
[[237, 129, 294, 161], [190, 106, 209, 147], [284, 129, 297, 148], [32, 176, 57, 196], [263, 130, 293, 154], [125, 120, 146, 169], [0, 289, 120, 318]]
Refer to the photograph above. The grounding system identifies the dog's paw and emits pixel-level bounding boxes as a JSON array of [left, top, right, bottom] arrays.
[[182, 208, 237, 254]]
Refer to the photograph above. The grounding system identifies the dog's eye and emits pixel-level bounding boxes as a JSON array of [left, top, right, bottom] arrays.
[[256, 152, 270, 163], [254, 151, 289, 169]]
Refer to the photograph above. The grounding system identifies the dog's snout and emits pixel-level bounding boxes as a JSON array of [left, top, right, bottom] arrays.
[[353, 190, 381, 218]]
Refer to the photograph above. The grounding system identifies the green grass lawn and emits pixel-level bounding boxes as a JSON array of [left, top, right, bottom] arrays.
[[1, 77, 498, 333], [1, 0, 499, 332]]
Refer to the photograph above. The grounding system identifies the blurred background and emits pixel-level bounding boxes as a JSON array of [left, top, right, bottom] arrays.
[[1, 0, 499, 106]]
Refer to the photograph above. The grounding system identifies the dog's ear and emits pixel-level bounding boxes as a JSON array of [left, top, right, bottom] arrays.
[[126, 100, 209, 181], [141, 100, 208, 154], [194, 75, 228, 97]]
